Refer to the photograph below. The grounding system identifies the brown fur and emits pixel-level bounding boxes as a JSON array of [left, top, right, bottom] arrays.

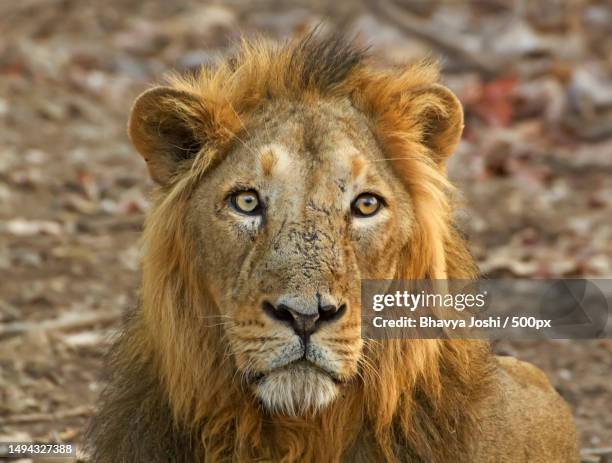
[[86, 32, 578, 462]]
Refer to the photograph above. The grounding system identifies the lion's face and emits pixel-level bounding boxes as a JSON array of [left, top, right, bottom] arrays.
[[187, 99, 414, 415], [129, 37, 465, 419]]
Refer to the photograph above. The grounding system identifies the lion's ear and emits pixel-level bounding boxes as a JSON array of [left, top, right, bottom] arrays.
[[410, 83, 464, 165], [128, 87, 207, 185]]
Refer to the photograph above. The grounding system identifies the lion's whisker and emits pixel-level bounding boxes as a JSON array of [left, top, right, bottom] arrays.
[[367, 156, 423, 163], [198, 314, 233, 319], [202, 321, 235, 328]]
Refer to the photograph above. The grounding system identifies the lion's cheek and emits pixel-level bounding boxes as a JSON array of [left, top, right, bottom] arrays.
[[308, 338, 363, 379], [350, 224, 403, 280]]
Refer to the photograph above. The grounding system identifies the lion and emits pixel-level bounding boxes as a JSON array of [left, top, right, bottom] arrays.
[[86, 33, 579, 462]]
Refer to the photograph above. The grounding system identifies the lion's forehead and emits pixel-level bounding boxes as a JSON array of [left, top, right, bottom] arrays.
[[252, 142, 356, 209], [223, 101, 389, 208]]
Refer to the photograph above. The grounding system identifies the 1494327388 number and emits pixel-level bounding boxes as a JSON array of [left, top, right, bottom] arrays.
[[0, 442, 75, 458]]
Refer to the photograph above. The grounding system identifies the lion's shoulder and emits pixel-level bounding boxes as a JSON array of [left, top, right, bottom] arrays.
[[496, 355, 552, 390], [469, 356, 579, 462]]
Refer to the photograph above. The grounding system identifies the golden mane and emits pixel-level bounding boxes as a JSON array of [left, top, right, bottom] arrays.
[[89, 33, 492, 463]]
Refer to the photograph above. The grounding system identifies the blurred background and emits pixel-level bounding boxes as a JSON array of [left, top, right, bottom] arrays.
[[0, 0, 610, 461]]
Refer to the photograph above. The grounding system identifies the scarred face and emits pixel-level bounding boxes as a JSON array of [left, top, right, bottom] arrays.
[[188, 99, 414, 415]]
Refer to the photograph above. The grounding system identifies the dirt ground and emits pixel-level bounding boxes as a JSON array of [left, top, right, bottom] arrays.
[[0, 1, 610, 461]]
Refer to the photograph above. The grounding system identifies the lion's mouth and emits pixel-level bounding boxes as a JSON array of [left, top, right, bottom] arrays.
[[251, 359, 344, 386]]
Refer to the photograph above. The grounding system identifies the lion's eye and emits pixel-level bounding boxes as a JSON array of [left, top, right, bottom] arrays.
[[351, 193, 383, 217], [230, 190, 261, 215]]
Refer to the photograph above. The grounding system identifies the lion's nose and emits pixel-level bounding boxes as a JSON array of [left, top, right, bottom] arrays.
[[277, 305, 319, 339], [262, 300, 347, 341]]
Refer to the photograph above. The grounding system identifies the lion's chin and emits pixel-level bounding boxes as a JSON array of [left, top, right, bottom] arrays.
[[253, 362, 339, 416]]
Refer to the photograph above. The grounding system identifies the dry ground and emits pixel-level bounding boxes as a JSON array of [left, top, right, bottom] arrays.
[[0, 1, 610, 461]]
